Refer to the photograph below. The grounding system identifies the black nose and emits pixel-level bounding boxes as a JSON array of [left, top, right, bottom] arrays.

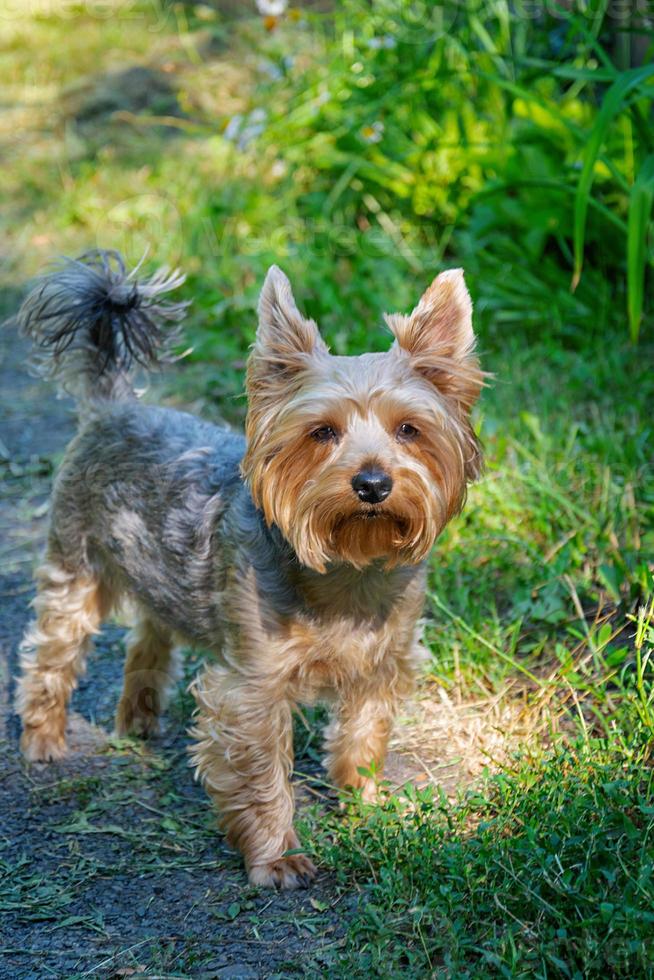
[[351, 469, 393, 504]]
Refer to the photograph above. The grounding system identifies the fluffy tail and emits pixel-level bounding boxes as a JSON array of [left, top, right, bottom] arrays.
[[18, 249, 188, 411]]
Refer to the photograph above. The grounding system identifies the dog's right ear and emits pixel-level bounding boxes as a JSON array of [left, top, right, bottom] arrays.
[[253, 266, 327, 373], [386, 269, 483, 412]]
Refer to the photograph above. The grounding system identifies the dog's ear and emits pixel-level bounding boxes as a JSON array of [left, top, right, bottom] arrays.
[[395, 269, 474, 361], [254, 266, 327, 371], [386, 269, 482, 410]]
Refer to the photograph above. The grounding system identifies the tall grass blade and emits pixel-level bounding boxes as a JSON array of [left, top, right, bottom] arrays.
[[627, 155, 654, 343], [572, 64, 654, 292]]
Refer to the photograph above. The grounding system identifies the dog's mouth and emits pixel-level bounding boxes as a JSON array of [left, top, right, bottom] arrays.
[[334, 510, 409, 531], [326, 509, 417, 565]]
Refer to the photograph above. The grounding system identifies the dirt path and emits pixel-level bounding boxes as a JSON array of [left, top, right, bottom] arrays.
[[0, 313, 350, 979]]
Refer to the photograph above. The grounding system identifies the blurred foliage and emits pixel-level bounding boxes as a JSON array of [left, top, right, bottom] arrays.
[[4, 1, 652, 348], [244, 0, 654, 343]]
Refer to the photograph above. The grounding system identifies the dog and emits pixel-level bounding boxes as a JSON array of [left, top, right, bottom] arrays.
[[15, 249, 483, 888]]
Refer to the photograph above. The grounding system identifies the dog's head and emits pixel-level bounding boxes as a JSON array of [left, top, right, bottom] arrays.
[[241, 267, 484, 573]]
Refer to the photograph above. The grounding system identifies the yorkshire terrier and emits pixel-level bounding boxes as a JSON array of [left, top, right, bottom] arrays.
[[15, 250, 483, 888]]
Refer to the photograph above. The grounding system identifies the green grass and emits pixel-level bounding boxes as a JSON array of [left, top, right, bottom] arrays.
[[2, 1, 653, 976], [305, 727, 654, 977]]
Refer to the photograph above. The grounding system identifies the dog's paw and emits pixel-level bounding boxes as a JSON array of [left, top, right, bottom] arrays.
[[20, 726, 67, 763], [114, 699, 160, 738], [337, 776, 380, 809], [248, 853, 317, 890]]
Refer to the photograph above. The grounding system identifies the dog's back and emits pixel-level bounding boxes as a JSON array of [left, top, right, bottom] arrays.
[[52, 403, 246, 644]]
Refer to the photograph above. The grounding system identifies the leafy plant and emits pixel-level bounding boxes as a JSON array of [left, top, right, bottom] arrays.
[[254, 0, 654, 341], [307, 723, 654, 977]]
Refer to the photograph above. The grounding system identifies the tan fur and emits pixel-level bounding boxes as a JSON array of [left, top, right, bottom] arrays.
[[16, 558, 113, 762], [16, 262, 483, 889], [187, 560, 425, 884], [115, 615, 181, 737]]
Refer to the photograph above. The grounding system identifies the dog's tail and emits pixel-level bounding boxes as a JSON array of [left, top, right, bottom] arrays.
[[18, 249, 188, 414]]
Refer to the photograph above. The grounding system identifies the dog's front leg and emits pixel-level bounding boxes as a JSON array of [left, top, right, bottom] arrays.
[[324, 685, 397, 803], [325, 640, 418, 802], [189, 663, 316, 889]]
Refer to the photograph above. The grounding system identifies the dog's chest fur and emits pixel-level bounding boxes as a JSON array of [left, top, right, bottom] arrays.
[[52, 404, 426, 697], [229, 556, 426, 702]]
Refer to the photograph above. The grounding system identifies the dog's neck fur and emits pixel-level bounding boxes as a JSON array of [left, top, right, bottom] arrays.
[[289, 559, 425, 628], [232, 492, 424, 628]]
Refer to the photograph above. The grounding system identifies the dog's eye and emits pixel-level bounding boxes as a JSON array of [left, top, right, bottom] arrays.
[[311, 425, 338, 443], [397, 422, 420, 442]]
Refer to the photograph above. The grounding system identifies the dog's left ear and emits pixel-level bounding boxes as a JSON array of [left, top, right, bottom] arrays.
[[386, 269, 482, 410], [254, 266, 327, 372]]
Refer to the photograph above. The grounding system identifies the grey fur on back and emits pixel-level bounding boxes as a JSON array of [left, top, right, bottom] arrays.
[[50, 401, 420, 647], [51, 403, 250, 645]]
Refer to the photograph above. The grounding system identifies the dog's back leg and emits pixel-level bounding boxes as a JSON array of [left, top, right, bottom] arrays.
[[16, 556, 113, 762], [115, 613, 181, 737]]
